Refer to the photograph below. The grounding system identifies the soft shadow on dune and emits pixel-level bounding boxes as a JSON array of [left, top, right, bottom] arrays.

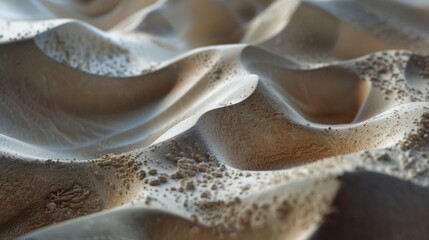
[[1, 0, 429, 239]]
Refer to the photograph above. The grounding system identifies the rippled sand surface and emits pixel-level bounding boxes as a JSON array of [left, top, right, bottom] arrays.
[[1, 0, 429, 239]]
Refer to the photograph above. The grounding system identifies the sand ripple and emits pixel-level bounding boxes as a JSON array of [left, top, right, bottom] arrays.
[[0, 0, 429, 239]]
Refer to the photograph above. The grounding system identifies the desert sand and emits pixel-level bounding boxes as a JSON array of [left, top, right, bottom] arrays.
[[1, 0, 429, 239]]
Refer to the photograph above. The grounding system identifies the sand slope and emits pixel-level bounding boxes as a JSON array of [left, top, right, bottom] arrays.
[[0, 0, 429, 239]]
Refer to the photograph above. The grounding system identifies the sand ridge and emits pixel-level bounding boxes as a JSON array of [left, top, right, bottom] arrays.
[[0, 0, 429, 239]]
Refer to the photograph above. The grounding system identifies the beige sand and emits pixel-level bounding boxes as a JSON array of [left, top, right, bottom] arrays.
[[0, 0, 429, 239]]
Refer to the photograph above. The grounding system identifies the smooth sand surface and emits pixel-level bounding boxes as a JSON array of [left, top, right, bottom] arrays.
[[0, 0, 429, 239]]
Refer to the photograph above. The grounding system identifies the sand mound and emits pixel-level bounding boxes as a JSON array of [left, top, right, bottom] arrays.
[[0, 0, 429, 239]]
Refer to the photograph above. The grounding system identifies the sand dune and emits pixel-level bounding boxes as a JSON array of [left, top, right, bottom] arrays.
[[0, 0, 429, 239]]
